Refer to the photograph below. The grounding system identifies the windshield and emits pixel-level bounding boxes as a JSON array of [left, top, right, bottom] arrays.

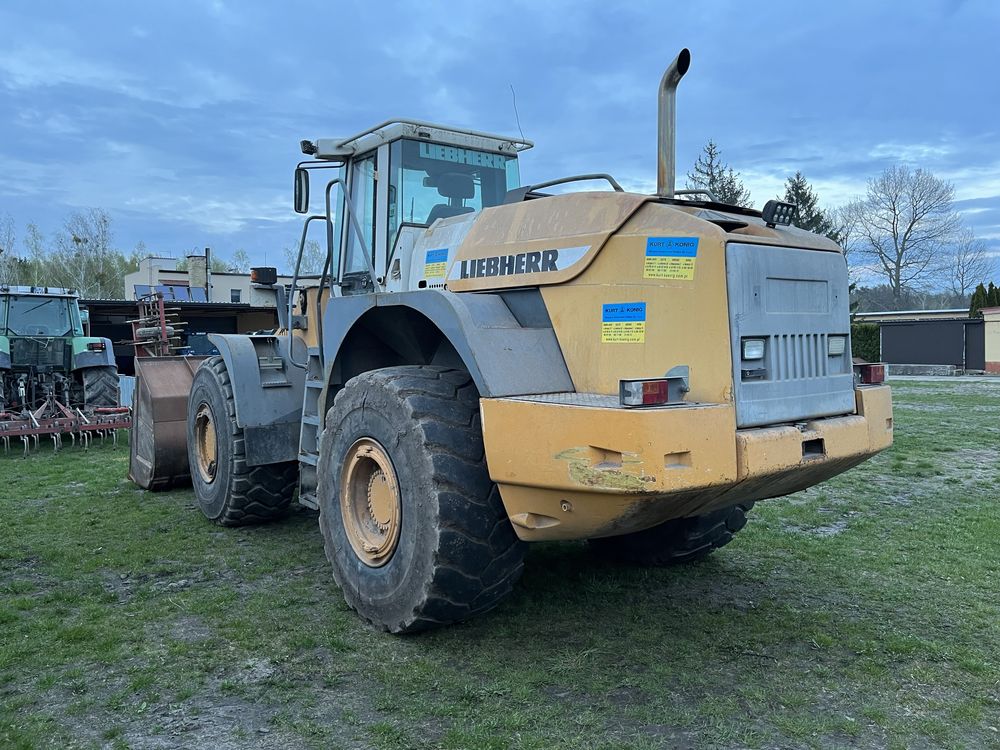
[[2, 295, 81, 337], [388, 139, 519, 245]]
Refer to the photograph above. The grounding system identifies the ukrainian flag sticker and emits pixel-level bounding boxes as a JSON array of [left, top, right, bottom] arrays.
[[601, 302, 646, 343], [644, 237, 699, 280], [424, 248, 448, 278]]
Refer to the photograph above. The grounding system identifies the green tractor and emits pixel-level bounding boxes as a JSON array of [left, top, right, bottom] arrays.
[[0, 285, 119, 415]]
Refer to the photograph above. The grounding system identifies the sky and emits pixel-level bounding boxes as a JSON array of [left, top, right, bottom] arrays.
[[1, 0, 998, 277]]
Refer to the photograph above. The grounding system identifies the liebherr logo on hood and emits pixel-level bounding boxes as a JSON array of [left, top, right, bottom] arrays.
[[448, 245, 590, 281]]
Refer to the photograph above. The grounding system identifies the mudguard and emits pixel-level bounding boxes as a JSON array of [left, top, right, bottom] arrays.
[[71, 336, 116, 370], [322, 289, 574, 398], [207, 333, 306, 466]]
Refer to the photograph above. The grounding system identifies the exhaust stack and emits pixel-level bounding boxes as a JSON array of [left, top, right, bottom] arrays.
[[657, 48, 691, 198]]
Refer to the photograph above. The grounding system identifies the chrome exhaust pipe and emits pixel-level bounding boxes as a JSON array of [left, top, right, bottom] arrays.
[[657, 48, 691, 198]]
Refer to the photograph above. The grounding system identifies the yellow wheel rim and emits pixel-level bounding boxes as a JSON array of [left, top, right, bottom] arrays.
[[194, 403, 218, 484], [340, 438, 401, 567]]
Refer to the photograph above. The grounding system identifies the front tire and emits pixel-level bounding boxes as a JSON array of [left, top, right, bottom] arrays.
[[589, 502, 754, 565], [317, 366, 525, 634], [187, 356, 297, 526]]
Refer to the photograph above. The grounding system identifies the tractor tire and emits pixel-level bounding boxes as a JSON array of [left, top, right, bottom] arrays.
[[589, 502, 754, 566], [187, 356, 297, 526], [82, 366, 120, 407], [317, 366, 525, 634]]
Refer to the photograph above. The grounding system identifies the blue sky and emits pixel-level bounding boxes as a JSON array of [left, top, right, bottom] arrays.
[[1, 0, 998, 275]]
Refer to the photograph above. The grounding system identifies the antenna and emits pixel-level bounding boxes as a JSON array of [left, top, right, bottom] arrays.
[[509, 84, 526, 145]]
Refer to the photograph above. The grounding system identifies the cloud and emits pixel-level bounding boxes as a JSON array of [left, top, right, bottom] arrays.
[[0, 45, 246, 109]]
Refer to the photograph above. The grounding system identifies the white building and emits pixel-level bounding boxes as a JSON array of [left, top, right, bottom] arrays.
[[124, 256, 298, 307]]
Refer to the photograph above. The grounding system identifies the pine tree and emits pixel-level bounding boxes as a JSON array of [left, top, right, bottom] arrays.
[[988, 281, 1000, 308], [781, 171, 835, 238], [969, 283, 988, 317], [686, 140, 753, 207]]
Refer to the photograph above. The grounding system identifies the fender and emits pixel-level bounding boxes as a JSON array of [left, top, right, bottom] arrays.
[[207, 333, 306, 466], [322, 289, 574, 398], [71, 336, 116, 370]]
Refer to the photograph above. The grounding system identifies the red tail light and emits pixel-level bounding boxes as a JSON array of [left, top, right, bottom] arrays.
[[854, 363, 885, 385], [620, 379, 672, 406], [87, 341, 106, 352]]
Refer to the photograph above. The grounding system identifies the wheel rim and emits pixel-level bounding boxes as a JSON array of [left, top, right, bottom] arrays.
[[193, 403, 218, 484], [340, 438, 401, 567]]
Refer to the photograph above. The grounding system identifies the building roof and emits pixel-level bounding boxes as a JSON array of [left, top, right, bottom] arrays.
[[855, 308, 969, 323]]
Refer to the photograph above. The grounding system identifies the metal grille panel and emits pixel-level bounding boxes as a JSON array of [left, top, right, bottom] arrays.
[[771, 333, 829, 380]]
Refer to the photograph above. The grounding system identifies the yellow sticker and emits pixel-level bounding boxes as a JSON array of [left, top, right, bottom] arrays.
[[644, 237, 699, 280], [601, 302, 646, 343], [424, 248, 447, 278]]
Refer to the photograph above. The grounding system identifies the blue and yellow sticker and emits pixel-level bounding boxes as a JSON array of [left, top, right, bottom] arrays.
[[601, 302, 646, 343], [424, 248, 448, 278], [643, 236, 699, 280]]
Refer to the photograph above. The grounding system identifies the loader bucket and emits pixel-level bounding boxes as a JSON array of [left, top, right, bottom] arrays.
[[128, 356, 208, 490]]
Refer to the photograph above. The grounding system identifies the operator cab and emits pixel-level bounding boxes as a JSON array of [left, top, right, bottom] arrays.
[[293, 121, 531, 296], [0, 287, 84, 338]]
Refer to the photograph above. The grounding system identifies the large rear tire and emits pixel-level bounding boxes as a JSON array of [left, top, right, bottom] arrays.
[[187, 356, 297, 526], [317, 366, 525, 634], [589, 502, 754, 566], [82, 366, 120, 407]]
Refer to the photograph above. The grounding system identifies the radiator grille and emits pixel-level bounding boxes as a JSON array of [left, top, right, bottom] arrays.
[[770, 333, 829, 381]]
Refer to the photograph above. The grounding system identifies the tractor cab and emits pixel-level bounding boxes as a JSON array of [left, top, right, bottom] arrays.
[[1, 287, 84, 340], [292, 121, 531, 297]]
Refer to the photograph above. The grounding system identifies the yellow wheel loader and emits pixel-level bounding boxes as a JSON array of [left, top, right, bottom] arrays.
[[152, 49, 892, 632]]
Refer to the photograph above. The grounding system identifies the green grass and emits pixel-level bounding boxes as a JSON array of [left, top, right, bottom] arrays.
[[2, 380, 999, 749]]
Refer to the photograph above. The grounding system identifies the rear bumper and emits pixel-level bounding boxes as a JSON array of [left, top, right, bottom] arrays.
[[481, 385, 892, 541]]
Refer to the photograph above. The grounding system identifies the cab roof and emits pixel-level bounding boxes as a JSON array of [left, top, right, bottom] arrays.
[[0, 285, 79, 298], [307, 119, 533, 162]]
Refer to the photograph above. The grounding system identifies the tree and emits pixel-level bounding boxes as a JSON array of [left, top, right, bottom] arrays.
[[970, 283, 988, 318], [989, 281, 1000, 308], [842, 165, 960, 306], [0, 212, 18, 285], [283, 240, 326, 275], [52, 209, 125, 298], [948, 230, 994, 297], [781, 172, 835, 238], [229, 249, 251, 273], [686, 140, 753, 207], [176, 253, 229, 273]]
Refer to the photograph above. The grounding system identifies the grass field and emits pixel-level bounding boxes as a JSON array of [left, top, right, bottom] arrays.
[[1, 380, 999, 749]]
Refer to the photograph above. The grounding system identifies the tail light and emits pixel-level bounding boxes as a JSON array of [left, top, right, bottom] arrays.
[[619, 376, 689, 407], [87, 341, 106, 352], [854, 363, 886, 385]]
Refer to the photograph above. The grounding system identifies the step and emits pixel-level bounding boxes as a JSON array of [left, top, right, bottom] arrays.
[[298, 491, 318, 510], [298, 451, 318, 466], [302, 414, 320, 426], [305, 377, 325, 390]]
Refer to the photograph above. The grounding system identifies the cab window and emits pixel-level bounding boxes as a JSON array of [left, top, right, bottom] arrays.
[[388, 140, 519, 247], [343, 153, 377, 275]]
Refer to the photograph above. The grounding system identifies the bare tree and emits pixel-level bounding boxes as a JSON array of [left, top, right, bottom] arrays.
[[0, 212, 17, 285], [229, 249, 251, 273], [843, 166, 960, 304], [948, 229, 995, 297], [829, 204, 861, 274], [283, 240, 326, 275]]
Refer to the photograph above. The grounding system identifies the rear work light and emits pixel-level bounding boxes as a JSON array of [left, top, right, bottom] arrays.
[[620, 376, 688, 407], [828, 335, 847, 356], [854, 363, 886, 385], [741, 338, 765, 360], [87, 341, 106, 351]]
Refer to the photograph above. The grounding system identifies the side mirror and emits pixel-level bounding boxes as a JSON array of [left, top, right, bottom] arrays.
[[294, 167, 309, 214]]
